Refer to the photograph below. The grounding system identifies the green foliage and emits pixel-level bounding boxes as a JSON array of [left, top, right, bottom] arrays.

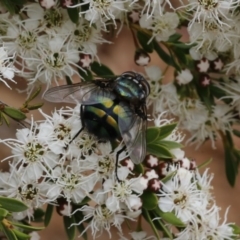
[[91, 62, 114, 77], [0, 197, 28, 212], [146, 123, 182, 159], [63, 216, 76, 240]]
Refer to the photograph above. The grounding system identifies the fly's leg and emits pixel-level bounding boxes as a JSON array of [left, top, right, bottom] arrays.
[[69, 105, 85, 144], [115, 145, 127, 182]]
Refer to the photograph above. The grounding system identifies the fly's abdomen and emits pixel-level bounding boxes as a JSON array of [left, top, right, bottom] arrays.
[[83, 100, 121, 140]]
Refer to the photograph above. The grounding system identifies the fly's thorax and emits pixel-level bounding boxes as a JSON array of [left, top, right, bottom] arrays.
[[114, 73, 150, 104]]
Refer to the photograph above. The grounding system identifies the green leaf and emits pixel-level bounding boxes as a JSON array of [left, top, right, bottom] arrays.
[[1, 113, 10, 126], [33, 208, 45, 222], [137, 31, 154, 53], [230, 224, 240, 235], [12, 222, 44, 231], [142, 209, 160, 239], [172, 47, 187, 65], [66, 76, 73, 85], [74, 210, 88, 240], [67, 7, 79, 24], [1, 222, 18, 240], [197, 158, 212, 169], [149, 211, 173, 239], [0, 208, 9, 218], [0, 197, 28, 212], [79, 68, 93, 82], [141, 191, 158, 210], [156, 140, 182, 150], [158, 123, 177, 140], [167, 33, 182, 42], [26, 87, 41, 102], [147, 144, 173, 158], [3, 107, 26, 121], [160, 170, 177, 183], [91, 62, 114, 77], [171, 43, 195, 50], [134, 163, 144, 174], [63, 216, 76, 240], [146, 127, 161, 144], [12, 229, 30, 240], [224, 146, 237, 187], [1, 0, 26, 14], [44, 204, 54, 227], [155, 208, 185, 227], [153, 40, 175, 68], [27, 103, 44, 111], [233, 129, 240, 138]]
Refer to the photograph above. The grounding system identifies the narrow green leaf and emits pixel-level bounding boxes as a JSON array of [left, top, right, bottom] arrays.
[[44, 204, 54, 227], [197, 158, 212, 169], [91, 62, 114, 77], [171, 43, 195, 50], [147, 144, 173, 158], [12, 229, 30, 240], [74, 210, 88, 240], [160, 170, 177, 183], [2, 113, 10, 126], [146, 127, 161, 144], [224, 146, 237, 186], [66, 76, 73, 85], [141, 191, 158, 210], [63, 216, 76, 240], [67, 7, 79, 23], [142, 209, 160, 239], [26, 87, 41, 102], [137, 31, 154, 53], [79, 68, 93, 82], [156, 140, 182, 150], [0, 197, 28, 212], [33, 208, 45, 222], [0, 208, 9, 218], [134, 163, 144, 174], [233, 129, 240, 138], [155, 208, 185, 227], [3, 107, 26, 121], [12, 222, 44, 231], [158, 123, 177, 140], [167, 33, 182, 42], [1, 222, 18, 240], [153, 40, 175, 68], [27, 103, 44, 110], [230, 224, 240, 235], [150, 210, 174, 239]]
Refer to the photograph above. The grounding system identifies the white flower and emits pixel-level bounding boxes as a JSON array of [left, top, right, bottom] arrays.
[[182, 0, 237, 31], [103, 177, 144, 212], [26, 36, 80, 88], [175, 205, 235, 240], [68, 19, 109, 56], [38, 108, 81, 154], [72, 192, 128, 239], [144, 65, 162, 104], [45, 159, 94, 204], [71, 0, 127, 29], [0, 167, 52, 214], [159, 168, 207, 224], [139, 12, 179, 42], [176, 69, 193, 85], [0, 125, 59, 181], [0, 47, 17, 88]]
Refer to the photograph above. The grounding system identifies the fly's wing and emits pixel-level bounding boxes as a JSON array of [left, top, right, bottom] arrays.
[[44, 81, 116, 104], [118, 103, 147, 164]]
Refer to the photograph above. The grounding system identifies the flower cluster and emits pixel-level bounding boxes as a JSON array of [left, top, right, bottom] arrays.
[[0, 107, 237, 239], [0, 0, 240, 239]]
